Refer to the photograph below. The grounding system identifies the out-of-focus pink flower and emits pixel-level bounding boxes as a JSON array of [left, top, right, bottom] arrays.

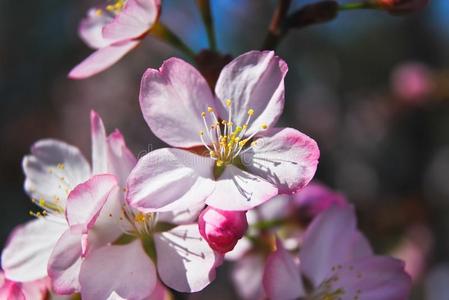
[[0, 271, 48, 300], [69, 0, 161, 79], [127, 50, 319, 214], [263, 206, 412, 300], [374, 0, 430, 14], [391, 62, 433, 103], [198, 206, 248, 253], [391, 225, 434, 282], [293, 182, 348, 224], [226, 183, 345, 300]]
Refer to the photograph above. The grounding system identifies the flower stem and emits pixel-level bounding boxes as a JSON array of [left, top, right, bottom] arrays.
[[339, 2, 375, 11], [151, 22, 196, 60], [196, 0, 217, 51], [262, 0, 292, 50], [251, 218, 288, 230]]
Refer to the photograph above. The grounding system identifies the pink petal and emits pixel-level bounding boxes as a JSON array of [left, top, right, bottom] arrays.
[[263, 239, 304, 300], [292, 182, 348, 220], [139, 58, 217, 148], [79, 8, 113, 49], [91, 110, 137, 185], [90, 110, 108, 174], [106, 129, 137, 186], [0, 275, 26, 300], [205, 165, 278, 211], [47, 229, 83, 294], [102, 0, 161, 41], [20, 278, 49, 300], [22, 139, 91, 208], [126, 148, 215, 213], [352, 231, 374, 259], [243, 127, 319, 194], [80, 241, 157, 300], [254, 194, 291, 222], [215, 51, 288, 136], [154, 224, 220, 292], [157, 200, 205, 225], [65, 174, 118, 232], [320, 256, 411, 300], [147, 279, 171, 300], [69, 40, 139, 79], [2, 218, 67, 282], [225, 237, 252, 261], [231, 254, 265, 300], [299, 205, 358, 287]]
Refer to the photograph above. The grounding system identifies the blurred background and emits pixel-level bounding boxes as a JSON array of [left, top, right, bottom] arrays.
[[1, 0, 449, 299]]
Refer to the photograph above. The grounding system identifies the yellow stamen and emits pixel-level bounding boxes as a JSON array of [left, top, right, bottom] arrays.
[[198, 101, 263, 167]]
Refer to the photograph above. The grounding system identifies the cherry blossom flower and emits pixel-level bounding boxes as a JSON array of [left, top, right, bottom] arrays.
[[69, 0, 161, 79], [198, 206, 248, 253], [263, 206, 412, 300], [70, 192, 221, 299], [127, 50, 319, 214], [34, 114, 221, 298], [1, 111, 127, 292], [0, 271, 49, 300], [227, 183, 347, 300]]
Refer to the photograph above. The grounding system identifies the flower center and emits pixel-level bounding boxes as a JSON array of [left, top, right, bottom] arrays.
[[124, 208, 158, 237], [29, 163, 68, 219], [95, 0, 127, 16], [199, 99, 267, 167]]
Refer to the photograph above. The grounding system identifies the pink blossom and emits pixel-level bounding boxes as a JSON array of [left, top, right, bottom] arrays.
[[198, 206, 248, 253], [0, 271, 48, 300], [391, 62, 433, 103], [69, 0, 161, 79], [263, 206, 412, 300], [126, 50, 319, 214], [226, 183, 346, 300], [28, 114, 221, 298], [1, 111, 130, 293]]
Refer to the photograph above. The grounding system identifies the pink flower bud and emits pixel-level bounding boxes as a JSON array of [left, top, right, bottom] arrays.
[[198, 206, 248, 254], [374, 0, 429, 14]]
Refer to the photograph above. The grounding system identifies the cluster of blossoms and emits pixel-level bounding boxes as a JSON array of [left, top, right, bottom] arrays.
[[1, 0, 428, 299]]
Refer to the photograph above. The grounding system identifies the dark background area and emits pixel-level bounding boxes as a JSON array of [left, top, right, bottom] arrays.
[[1, 0, 449, 298]]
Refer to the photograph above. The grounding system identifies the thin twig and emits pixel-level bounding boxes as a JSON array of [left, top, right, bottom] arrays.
[[196, 0, 217, 51], [151, 22, 196, 60], [262, 0, 292, 50]]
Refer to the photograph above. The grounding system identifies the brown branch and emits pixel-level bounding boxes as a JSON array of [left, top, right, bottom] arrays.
[[262, 0, 292, 50]]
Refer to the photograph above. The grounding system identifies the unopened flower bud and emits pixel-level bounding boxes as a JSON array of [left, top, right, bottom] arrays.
[[198, 206, 248, 254], [372, 0, 429, 15]]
